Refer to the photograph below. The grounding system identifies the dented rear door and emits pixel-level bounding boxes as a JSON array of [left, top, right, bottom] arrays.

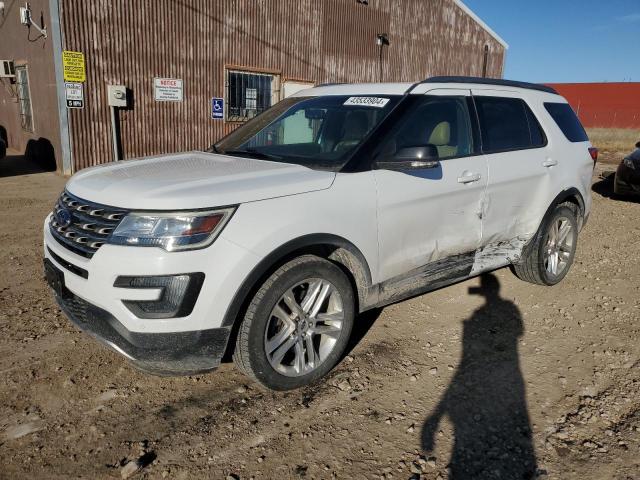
[[472, 90, 554, 249]]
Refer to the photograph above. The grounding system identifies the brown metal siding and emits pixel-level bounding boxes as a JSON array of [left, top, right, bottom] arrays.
[[60, 0, 505, 171]]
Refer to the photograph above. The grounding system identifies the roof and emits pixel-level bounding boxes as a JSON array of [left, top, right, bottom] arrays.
[[295, 78, 561, 97], [452, 0, 509, 49], [426, 76, 558, 94]]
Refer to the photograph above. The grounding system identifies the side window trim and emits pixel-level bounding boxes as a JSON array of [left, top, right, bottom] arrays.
[[466, 96, 483, 155], [522, 101, 548, 148], [472, 95, 548, 154]]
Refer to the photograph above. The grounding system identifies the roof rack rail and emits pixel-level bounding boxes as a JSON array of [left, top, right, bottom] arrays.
[[315, 82, 346, 88], [422, 76, 558, 95]]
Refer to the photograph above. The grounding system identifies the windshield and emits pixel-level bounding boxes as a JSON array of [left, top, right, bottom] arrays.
[[213, 95, 401, 171]]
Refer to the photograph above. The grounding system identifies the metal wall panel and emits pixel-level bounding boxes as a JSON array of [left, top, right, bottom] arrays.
[[548, 83, 640, 129], [60, 0, 506, 171]]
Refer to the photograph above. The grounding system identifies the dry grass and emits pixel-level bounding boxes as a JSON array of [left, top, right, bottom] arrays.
[[586, 128, 640, 152]]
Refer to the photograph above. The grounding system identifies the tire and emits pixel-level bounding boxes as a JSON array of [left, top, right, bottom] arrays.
[[513, 202, 578, 286], [233, 255, 355, 391]]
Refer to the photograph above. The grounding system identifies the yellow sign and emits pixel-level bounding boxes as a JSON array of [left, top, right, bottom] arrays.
[[62, 50, 86, 82]]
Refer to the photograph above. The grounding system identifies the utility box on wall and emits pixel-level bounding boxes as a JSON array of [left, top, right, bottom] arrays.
[[107, 85, 128, 108]]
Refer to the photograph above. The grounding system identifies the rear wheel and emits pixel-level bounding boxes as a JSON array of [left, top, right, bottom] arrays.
[[233, 255, 355, 390], [513, 203, 578, 286]]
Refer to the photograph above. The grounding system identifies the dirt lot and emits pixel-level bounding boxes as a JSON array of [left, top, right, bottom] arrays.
[[1, 153, 639, 480]]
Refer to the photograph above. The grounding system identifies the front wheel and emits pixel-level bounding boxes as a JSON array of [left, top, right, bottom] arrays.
[[513, 203, 578, 286], [233, 255, 355, 390]]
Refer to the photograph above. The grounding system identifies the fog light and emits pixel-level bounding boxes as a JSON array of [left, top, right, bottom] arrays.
[[114, 273, 205, 319]]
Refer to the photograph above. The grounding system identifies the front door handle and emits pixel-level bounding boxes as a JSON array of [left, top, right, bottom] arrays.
[[457, 172, 482, 184], [542, 158, 558, 168]]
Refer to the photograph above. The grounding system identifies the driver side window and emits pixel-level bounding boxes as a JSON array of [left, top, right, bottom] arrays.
[[377, 96, 474, 161]]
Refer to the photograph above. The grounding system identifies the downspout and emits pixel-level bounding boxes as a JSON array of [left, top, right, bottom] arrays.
[[49, 0, 73, 175]]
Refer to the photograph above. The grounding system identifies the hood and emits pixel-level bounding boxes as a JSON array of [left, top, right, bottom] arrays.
[[66, 152, 335, 210]]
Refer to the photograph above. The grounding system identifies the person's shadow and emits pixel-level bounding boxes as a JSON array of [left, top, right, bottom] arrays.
[[421, 273, 537, 479]]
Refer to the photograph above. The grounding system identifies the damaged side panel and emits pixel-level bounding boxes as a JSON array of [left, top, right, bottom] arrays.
[[372, 236, 530, 308]]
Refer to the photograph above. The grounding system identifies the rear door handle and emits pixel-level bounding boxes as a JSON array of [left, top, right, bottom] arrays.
[[457, 172, 482, 184], [542, 159, 558, 168]]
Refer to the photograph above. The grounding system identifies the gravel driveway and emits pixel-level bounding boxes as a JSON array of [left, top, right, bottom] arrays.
[[0, 154, 638, 479]]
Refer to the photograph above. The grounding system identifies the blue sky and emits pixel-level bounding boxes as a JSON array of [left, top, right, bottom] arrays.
[[463, 0, 640, 83]]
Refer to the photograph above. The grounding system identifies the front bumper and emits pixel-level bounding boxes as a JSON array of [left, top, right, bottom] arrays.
[[51, 272, 230, 375], [43, 212, 262, 375]]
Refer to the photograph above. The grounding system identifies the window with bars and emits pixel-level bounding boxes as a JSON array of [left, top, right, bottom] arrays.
[[15, 66, 34, 132], [225, 69, 279, 122]]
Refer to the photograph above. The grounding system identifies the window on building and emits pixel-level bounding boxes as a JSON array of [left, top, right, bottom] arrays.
[[475, 96, 546, 152], [225, 69, 279, 122], [15, 65, 34, 132]]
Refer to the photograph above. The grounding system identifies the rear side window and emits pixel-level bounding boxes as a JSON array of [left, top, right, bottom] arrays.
[[544, 102, 588, 142], [474, 97, 546, 152]]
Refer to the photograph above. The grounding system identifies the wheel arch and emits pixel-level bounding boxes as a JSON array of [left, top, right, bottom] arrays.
[[221, 234, 374, 330], [544, 187, 586, 230]]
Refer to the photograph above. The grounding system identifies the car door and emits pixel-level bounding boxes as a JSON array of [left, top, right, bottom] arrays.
[[373, 89, 488, 283], [472, 90, 553, 249]]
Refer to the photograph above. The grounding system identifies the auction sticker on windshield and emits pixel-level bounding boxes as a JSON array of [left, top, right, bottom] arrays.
[[343, 97, 390, 108]]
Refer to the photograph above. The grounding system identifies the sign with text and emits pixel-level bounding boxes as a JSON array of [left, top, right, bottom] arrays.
[[62, 51, 86, 82], [211, 97, 224, 119], [154, 78, 183, 101], [65, 82, 84, 108]]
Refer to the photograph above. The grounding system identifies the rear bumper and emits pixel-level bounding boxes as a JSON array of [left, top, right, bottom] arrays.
[[615, 163, 640, 195], [53, 282, 230, 376]]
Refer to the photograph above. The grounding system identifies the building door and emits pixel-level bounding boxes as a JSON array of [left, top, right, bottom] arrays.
[[282, 81, 314, 98]]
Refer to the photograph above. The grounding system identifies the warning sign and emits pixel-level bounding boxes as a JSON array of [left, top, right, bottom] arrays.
[[65, 82, 84, 108], [62, 51, 86, 82], [154, 78, 183, 102]]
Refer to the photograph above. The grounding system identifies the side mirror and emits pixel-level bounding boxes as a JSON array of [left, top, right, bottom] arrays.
[[375, 145, 440, 171]]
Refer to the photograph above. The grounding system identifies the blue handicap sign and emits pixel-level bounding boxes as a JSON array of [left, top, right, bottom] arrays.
[[211, 97, 224, 119]]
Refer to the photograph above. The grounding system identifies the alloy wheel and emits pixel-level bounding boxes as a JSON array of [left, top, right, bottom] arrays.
[[543, 216, 574, 276], [264, 278, 344, 377]]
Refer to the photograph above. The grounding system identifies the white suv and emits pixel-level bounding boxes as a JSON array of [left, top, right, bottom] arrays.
[[44, 77, 595, 390]]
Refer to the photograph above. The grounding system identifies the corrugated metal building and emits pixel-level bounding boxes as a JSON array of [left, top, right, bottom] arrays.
[[547, 83, 640, 130], [0, 0, 507, 175]]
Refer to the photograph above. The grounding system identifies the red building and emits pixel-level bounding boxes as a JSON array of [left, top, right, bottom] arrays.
[[547, 83, 640, 129]]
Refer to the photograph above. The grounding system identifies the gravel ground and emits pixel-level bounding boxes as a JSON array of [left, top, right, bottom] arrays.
[[0, 153, 638, 480]]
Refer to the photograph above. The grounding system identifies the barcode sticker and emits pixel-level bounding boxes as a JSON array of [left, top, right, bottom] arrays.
[[343, 97, 390, 108]]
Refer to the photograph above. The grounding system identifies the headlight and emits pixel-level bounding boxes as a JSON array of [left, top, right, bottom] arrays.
[[623, 157, 636, 169], [109, 207, 235, 251]]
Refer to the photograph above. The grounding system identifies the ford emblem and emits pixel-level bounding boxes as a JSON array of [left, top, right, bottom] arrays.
[[56, 208, 73, 228]]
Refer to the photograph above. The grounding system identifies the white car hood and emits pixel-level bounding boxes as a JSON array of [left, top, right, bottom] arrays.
[[66, 152, 335, 210]]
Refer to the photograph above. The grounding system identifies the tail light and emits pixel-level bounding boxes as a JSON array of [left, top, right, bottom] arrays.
[[588, 147, 598, 163]]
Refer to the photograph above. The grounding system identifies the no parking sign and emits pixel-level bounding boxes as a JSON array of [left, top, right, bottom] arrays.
[[211, 97, 224, 119]]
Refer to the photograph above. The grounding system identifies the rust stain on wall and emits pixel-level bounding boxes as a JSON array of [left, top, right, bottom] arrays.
[[60, 0, 505, 171]]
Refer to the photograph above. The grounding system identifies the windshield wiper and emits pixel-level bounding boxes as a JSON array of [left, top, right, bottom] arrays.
[[223, 148, 283, 161]]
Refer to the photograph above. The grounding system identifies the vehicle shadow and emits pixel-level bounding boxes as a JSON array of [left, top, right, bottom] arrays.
[[0, 138, 57, 178], [421, 273, 537, 479], [592, 170, 640, 203]]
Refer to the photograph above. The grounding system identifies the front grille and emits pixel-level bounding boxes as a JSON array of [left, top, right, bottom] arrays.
[[49, 191, 128, 258]]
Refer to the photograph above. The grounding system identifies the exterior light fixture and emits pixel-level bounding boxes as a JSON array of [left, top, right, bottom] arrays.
[[376, 33, 390, 47], [376, 33, 390, 82], [19, 2, 47, 38]]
